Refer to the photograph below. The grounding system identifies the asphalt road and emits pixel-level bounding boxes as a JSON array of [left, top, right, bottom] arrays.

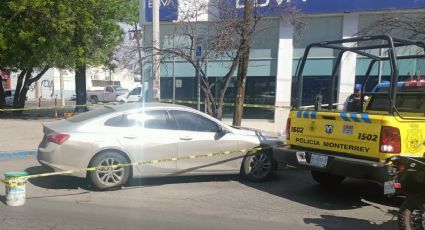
[[0, 156, 401, 230], [0, 119, 401, 230]]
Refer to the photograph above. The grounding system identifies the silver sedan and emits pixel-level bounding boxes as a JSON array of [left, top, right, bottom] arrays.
[[37, 103, 283, 190]]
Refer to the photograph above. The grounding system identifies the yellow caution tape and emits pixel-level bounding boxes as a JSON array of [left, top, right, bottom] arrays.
[[0, 99, 290, 112], [0, 145, 276, 184], [159, 99, 290, 109]]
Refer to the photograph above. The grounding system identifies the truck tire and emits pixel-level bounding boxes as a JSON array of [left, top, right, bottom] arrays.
[[398, 192, 425, 230], [88, 151, 130, 191], [90, 96, 98, 104], [311, 170, 345, 187]]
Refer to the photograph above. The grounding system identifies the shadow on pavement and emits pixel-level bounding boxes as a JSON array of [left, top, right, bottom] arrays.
[[25, 166, 91, 190], [25, 165, 239, 191], [126, 174, 239, 188], [241, 168, 404, 211], [304, 214, 398, 230]]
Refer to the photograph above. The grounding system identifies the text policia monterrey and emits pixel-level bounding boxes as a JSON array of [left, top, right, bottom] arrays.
[[295, 137, 371, 153]]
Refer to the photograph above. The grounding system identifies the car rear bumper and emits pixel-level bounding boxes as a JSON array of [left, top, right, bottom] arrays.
[[37, 146, 86, 178], [273, 146, 390, 183]]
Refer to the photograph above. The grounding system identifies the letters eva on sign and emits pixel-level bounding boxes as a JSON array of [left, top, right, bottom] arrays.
[[145, 0, 179, 22]]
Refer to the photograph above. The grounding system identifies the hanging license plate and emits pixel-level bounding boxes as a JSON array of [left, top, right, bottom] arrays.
[[384, 181, 396, 195], [310, 154, 328, 168]]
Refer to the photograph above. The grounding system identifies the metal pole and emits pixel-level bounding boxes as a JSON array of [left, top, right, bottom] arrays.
[[152, 0, 160, 101], [59, 69, 65, 106], [134, 23, 144, 102], [204, 60, 208, 113], [378, 47, 383, 83], [197, 60, 200, 111], [172, 37, 176, 104]]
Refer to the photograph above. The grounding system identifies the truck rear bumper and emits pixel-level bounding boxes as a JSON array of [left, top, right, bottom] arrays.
[[273, 146, 390, 183]]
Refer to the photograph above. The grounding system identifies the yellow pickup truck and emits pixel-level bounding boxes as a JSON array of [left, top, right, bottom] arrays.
[[274, 35, 425, 186]]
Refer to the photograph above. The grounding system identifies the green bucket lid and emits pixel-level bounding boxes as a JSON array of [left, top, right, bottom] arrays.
[[4, 171, 28, 178]]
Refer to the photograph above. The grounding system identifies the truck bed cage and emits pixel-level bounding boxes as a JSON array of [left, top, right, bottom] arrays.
[[295, 35, 425, 114]]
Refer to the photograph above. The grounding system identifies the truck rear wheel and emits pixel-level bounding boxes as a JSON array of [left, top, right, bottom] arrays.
[[311, 170, 345, 187], [399, 192, 425, 230]]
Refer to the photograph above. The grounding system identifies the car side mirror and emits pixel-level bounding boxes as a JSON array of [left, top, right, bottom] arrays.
[[215, 126, 228, 140]]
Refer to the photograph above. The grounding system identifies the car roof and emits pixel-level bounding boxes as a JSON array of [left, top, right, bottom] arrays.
[[105, 102, 195, 112]]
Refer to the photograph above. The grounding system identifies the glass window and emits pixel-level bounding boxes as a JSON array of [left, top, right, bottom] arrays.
[[171, 110, 219, 132], [68, 107, 114, 122], [129, 87, 141, 95], [5, 90, 13, 97], [112, 85, 125, 91], [104, 114, 137, 127], [143, 110, 176, 130], [106, 86, 114, 92]]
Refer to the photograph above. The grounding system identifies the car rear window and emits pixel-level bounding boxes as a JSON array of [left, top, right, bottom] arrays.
[[67, 107, 115, 122]]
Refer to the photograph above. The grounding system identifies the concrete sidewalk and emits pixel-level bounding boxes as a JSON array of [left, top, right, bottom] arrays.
[[0, 119, 48, 152]]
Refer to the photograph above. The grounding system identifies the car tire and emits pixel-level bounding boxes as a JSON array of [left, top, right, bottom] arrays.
[[398, 192, 425, 230], [90, 96, 98, 104], [311, 170, 345, 187], [240, 151, 274, 182], [88, 151, 130, 190]]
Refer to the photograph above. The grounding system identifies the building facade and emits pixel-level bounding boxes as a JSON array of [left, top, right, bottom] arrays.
[[141, 0, 425, 133]]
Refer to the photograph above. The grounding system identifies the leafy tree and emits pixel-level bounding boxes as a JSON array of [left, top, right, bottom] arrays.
[[0, 0, 136, 110]]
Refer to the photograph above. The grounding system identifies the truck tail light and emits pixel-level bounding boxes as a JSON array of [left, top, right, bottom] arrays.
[[380, 126, 401, 153], [285, 118, 291, 141], [47, 133, 70, 145]]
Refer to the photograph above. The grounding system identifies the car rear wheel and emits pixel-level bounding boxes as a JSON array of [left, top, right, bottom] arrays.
[[311, 170, 345, 187], [241, 151, 274, 182], [399, 193, 425, 230], [88, 151, 130, 190]]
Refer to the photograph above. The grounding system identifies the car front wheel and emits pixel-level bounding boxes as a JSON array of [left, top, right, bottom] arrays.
[[241, 151, 274, 182], [88, 151, 130, 190]]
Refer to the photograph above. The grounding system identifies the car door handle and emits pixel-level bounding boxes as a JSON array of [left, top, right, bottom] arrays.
[[179, 136, 193, 141], [123, 136, 137, 139]]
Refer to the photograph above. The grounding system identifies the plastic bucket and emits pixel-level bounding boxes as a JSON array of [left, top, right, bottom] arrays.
[[4, 172, 28, 206]]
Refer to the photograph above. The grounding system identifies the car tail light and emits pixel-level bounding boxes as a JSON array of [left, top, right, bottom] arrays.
[[285, 118, 291, 141], [380, 126, 401, 153], [47, 133, 70, 145]]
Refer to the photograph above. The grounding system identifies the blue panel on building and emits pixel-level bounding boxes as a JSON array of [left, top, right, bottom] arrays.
[[145, 0, 179, 22], [231, 0, 425, 15]]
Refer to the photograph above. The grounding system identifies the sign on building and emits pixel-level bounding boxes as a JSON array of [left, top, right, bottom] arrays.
[[145, 0, 179, 22], [231, 0, 425, 15]]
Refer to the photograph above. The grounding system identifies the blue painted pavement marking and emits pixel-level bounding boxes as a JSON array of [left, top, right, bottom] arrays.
[[0, 150, 37, 159]]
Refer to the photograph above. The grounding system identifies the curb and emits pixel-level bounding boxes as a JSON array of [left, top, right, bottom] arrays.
[[0, 150, 38, 159]]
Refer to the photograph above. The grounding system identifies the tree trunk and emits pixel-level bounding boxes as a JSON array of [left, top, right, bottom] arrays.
[[0, 74, 5, 109], [233, 48, 250, 126], [18, 70, 33, 108], [13, 71, 27, 108], [232, 0, 254, 126], [75, 65, 88, 113]]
